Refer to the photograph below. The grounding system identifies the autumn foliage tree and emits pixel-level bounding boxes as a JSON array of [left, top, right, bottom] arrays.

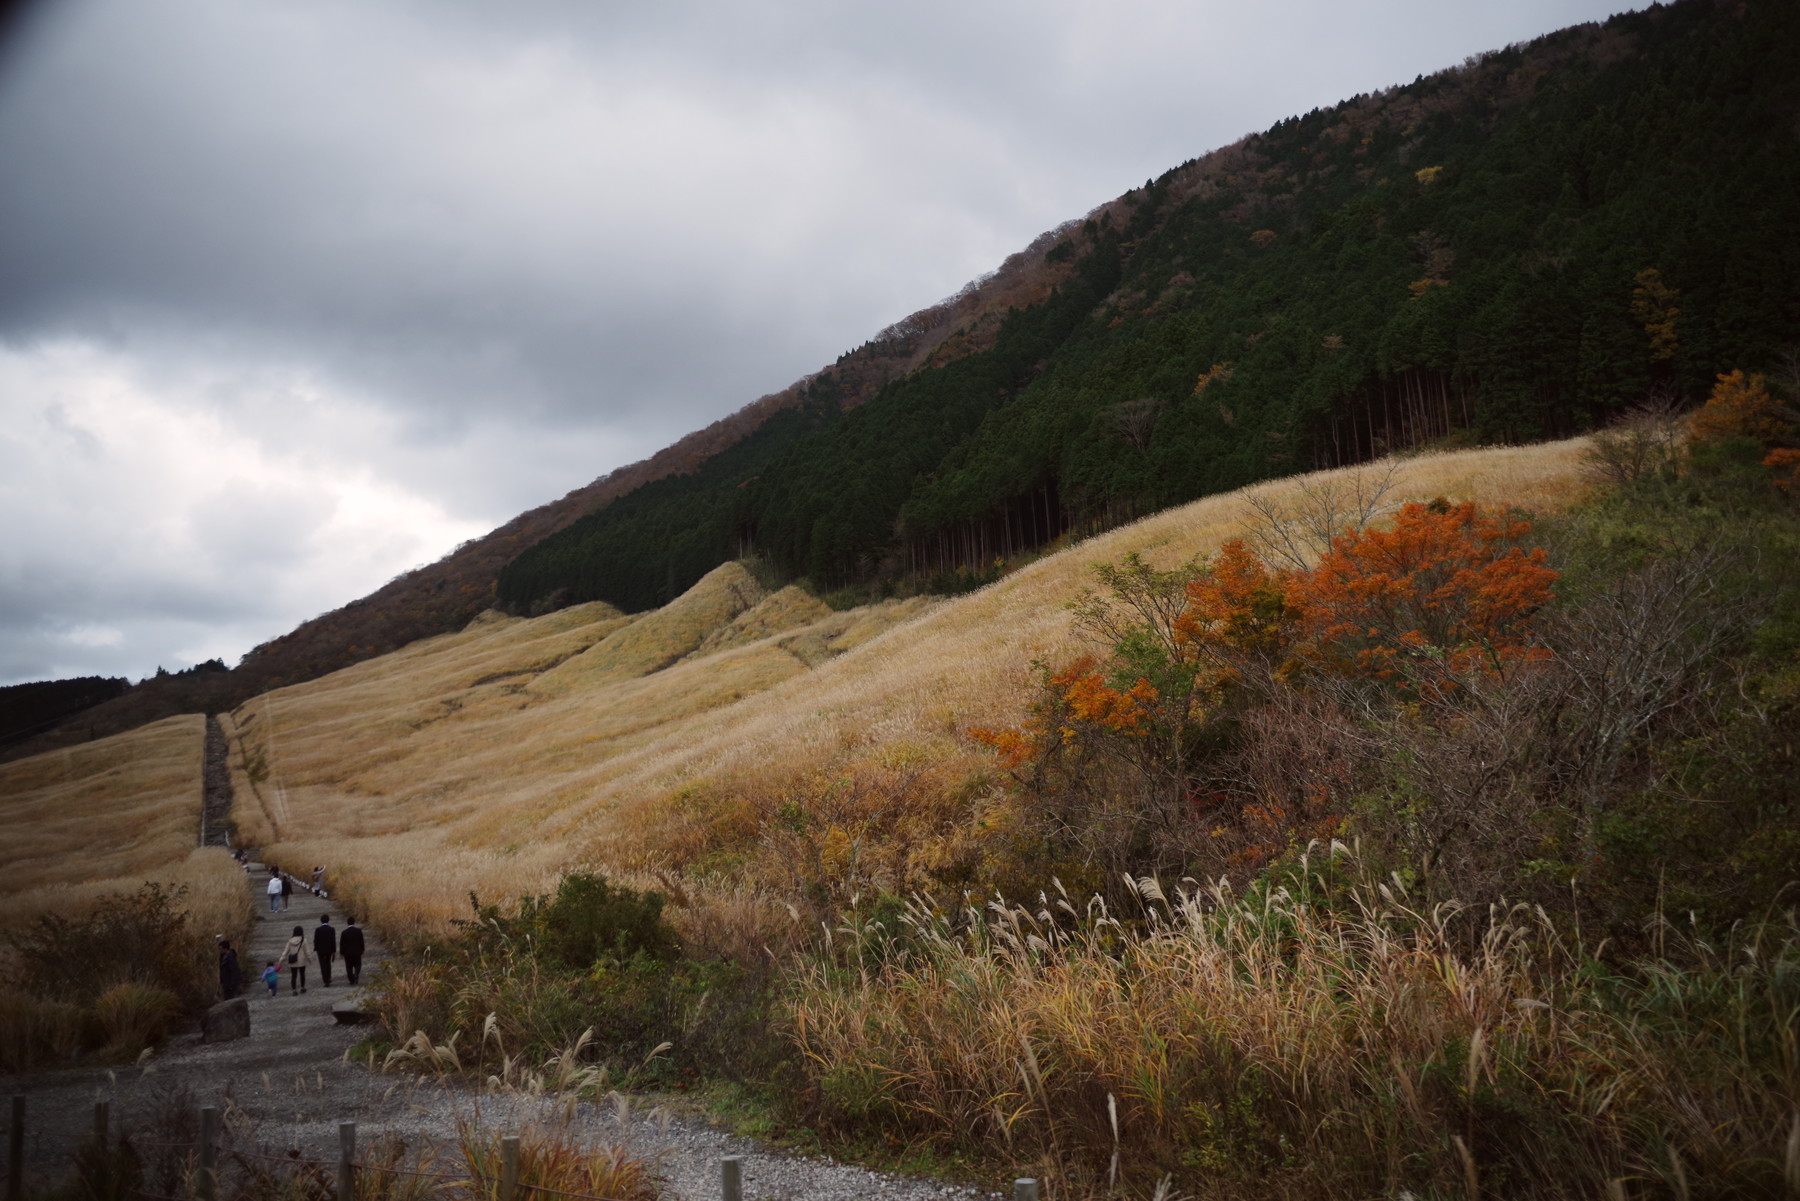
[[1687, 368, 1800, 490], [973, 499, 1558, 881]]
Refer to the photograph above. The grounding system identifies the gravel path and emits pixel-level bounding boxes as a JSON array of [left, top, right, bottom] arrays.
[[7, 866, 1005, 1200]]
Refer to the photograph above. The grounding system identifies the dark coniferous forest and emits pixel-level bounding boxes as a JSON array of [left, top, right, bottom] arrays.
[[497, 0, 1800, 614]]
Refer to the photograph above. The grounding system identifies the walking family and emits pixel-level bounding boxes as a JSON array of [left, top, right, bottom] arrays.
[[271, 913, 365, 994]]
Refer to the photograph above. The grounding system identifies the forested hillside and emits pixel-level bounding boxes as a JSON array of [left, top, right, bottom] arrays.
[[498, 0, 1800, 614]]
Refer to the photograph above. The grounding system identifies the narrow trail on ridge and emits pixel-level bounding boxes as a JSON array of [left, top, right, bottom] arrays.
[[9, 866, 997, 1201]]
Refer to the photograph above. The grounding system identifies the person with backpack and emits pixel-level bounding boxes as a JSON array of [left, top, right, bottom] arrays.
[[280, 925, 315, 993], [262, 961, 280, 997], [313, 914, 338, 986], [339, 917, 366, 986]]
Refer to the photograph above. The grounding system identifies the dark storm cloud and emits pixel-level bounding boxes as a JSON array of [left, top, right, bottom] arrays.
[[0, 0, 1635, 683]]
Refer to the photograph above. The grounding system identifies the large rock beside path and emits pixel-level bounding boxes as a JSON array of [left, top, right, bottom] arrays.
[[202, 997, 250, 1043], [331, 1001, 374, 1026]]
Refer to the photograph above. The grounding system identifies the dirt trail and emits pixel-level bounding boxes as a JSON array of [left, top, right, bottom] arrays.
[[8, 867, 998, 1200]]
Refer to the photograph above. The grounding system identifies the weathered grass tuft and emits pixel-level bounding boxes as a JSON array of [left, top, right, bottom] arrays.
[[93, 981, 182, 1058], [789, 858, 1800, 1198], [0, 992, 88, 1071], [455, 1102, 663, 1201]]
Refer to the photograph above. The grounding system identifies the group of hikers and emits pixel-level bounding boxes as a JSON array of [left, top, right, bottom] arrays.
[[214, 859, 367, 1000], [262, 864, 327, 911], [215, 914, 366, 998], [273, 913, 366, 994]]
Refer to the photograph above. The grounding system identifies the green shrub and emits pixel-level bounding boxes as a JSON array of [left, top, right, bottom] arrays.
[[537, 872, 679, 969], [376, 872, 783, 1088], [452, 872, 679, 969], [6, 883, 209, 1009], [1, 883, 210, 1069]]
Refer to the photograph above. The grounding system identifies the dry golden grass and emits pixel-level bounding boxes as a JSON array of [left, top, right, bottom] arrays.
[[529, 561, 763, 694], [792, 869, 1798, 1198], [228, 439, 1590, 934], [0, 714, 204, 898], [0, 713, 247, 943], [691, 583, 831, 658]]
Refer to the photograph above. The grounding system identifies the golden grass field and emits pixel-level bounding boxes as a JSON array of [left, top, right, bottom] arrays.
[[201, 437, 1593, 937], [0, 714, 245, 938], [0, 439, 1591, 942]]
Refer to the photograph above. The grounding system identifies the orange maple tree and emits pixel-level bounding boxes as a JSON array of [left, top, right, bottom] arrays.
[[1286, 499, 1558, 685], [1685, 369, 1800, 491], [971, 499, 1558, 869], [1688, 370, 1789, 445]]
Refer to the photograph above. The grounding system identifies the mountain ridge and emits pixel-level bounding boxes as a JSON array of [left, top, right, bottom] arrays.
[[11, 0, 1798, 759]]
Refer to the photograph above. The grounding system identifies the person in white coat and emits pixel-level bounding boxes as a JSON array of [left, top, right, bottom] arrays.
[[267, 871, 283, 913]]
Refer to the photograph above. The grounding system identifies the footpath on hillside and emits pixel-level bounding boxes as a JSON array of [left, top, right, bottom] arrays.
[[8, 865, 996, 1201]]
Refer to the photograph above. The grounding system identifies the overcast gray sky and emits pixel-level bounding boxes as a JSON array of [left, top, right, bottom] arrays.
[[0, 0, 1635, 685]]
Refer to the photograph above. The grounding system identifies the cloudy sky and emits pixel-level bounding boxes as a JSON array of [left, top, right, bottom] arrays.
[[0, 0, 1635, 686]]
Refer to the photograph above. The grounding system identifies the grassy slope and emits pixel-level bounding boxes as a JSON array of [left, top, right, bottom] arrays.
[[230, 438, 1589, 935], [0, 715, 243, 935]]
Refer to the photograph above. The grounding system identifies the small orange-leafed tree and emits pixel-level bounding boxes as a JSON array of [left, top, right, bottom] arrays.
[[971, 499, 1559, 882], [1287, 498, 1559, 693], [1687, 369, 1791, 445], [969, 553, 1232, 879], [1686, 370, 1800, 496], [1629, 267, 1680, 363], [1765, 447, 1800, 491]]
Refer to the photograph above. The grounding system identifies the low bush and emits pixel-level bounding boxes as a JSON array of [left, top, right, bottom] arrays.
[[0, 883, 213, 1070], [6, 883, 210, 1008], [372, 871, 790, 1090]]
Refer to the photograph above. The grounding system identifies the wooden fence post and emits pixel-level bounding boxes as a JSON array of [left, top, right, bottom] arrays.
[[197, 1106, 219, 1201], [337, 1121, 355, 1201], [720, 1155, 743, 1201], [1014, 1178, 1040, 1201], [6, 1095, 23, 1201], [499, 1134, 520, 1201]]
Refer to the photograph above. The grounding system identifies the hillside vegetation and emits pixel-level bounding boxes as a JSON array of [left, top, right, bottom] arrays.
[[0, 716, 250, 1070], [216, 413, 1800, 1199], [13, 0, 1796, 763], [498, 0, 1800, 614], [8, 409, 1798, 1194], [223, 442, 1582, 938]]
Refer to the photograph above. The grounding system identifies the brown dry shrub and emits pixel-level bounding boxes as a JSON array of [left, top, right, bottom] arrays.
[[0, 991, 91, 1072], [93, 982, 181, 1058]]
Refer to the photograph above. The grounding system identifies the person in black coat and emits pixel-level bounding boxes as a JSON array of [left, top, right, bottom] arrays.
[[217, 937, 242, 999], [339, 917, 366, 986], [313, 914, 338, 986]]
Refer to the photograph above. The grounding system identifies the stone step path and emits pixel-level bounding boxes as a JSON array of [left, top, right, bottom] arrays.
[[11, 861, 392, 1177], [245, 863, 385, 1012], [200, 716, 233, 847], [10, 865, 998, 1200]]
